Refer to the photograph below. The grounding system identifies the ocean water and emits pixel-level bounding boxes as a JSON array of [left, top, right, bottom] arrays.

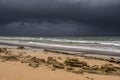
[[0, 36, 120, 52]]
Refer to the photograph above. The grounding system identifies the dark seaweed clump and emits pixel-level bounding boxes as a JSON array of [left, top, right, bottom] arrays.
[[0, 55, 20, 61], [64, 58, 89, 67], [0, 48, 7, 52], [47, 57, 64, 69], [21, 56, 46, 68], [17, 46, 25, 49]]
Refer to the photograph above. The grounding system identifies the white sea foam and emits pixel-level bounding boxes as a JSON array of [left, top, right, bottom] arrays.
[[1, 36, 120, 53], [1, 36, 119, 46], [99, 42, 120, 46], [27, 41, 120, 52]]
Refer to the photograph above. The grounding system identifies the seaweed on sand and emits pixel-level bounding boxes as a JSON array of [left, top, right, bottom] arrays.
[[107, 57, 120, 64], [64, 58, 89, 67], [52, 62, 64, 69], [0, 55, 20, 61], [72, 69, 84, 74], [21, 56, 46, 68], [47, 57, 57, 64], [100, 64, 120, 75], [17, 46, 25, 49], [47, 57, 64, 69], [0, 48, 8, 53]]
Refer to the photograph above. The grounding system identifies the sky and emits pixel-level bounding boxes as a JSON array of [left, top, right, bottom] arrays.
[[0, 0, 120, 36]]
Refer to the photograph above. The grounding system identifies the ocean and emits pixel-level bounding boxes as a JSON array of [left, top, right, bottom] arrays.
[[0, 36, 120, 53]]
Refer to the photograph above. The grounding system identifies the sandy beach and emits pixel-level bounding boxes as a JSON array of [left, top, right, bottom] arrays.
[[0, 45, 120, 80], [0, 0, 120, 79]]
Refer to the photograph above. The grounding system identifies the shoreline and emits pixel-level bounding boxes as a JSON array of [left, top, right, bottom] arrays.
[[0, 45, 120, 80], [0, 41, 120, 59]]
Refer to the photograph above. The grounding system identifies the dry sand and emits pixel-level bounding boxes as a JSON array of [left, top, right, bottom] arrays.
[[0, 45, 120, 80]]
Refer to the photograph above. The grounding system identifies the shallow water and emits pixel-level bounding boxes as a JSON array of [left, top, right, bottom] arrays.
[[0, 36, 120, 52]]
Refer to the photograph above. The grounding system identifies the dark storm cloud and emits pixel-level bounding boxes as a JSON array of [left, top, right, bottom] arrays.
[[0, 0, 120, 35], [0, 22, 94, 36]]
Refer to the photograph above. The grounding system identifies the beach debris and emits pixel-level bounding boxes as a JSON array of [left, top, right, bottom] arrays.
[[116, 60, 120, 64], [81, 63, 120, 75], [27, 57, 45, 68], [91, 65, 99, 70], [83, 55, 105, 61], [51, 67, 56, 71], [100, 64, 118, 74], [0, 55, 20, 61], [52, 62, 64, 69], [0, 48, 8, 53], [58, 57, 62, 60], [72, 69, 84, 74], [66, 67, 74, 71], [47, 57, 57, 64], [66, 67, 83, 74], [107, 57, 120, 64], [47, 57, 64, 69], [81, 55, 120, 65], [44, 49, 72, 55], [29, 57, 46, 64], [64, 58, 88, 67], [47, 65, 56, 71], [83, 65, 101, 74], [29, 62, 39, 68], [28, 57, 45, 68], [21, 56, 46, 68], [86, 76, 94, 80], [21, 55, 32, 63], [17, 46, 25, 49], [101, 64, 116, 73]]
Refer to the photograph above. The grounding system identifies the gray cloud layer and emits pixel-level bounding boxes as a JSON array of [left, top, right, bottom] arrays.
[[0, 0, 120, 36]]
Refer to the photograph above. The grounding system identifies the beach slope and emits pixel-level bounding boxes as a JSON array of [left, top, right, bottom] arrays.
[[0, 45, 120, 80]]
